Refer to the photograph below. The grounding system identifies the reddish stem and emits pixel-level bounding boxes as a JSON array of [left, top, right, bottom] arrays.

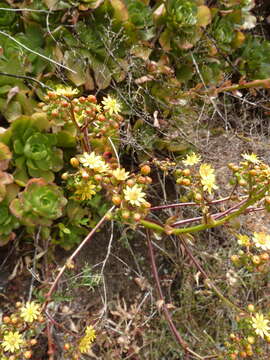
[[150, 196, 231, 211], [146, 230, 216, 359]]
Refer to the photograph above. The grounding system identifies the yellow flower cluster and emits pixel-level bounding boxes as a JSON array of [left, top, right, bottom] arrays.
[[2, 331, 24, 353], [242, 152, 260, 164], [252, 232, 270, 251], [20, 302, 41, 323], [182, 152, 201, 166], [199, 163, 218, 194], [251, 313, 270, 338], [101, 95, 121, 115], [51, 85, 79, 98], [74, 181, 97, 201], [78, 325, 96, 354], [123, 184, 146, 207], [78, 152, 109, 173], [237, 234, 250, 247], [111, 168, 129, 181]]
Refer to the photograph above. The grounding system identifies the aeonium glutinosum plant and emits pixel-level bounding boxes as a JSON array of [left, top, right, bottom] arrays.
[[1, 86, 270, 358], [9, 178, 67, 228]]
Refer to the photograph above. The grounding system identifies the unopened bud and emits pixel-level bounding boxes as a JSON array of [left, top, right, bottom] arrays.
[[140, 165, 151, 175], [70, 157, 79, 168]]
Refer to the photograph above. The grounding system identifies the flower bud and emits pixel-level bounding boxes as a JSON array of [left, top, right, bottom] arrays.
[[182, 169, 190, 176], [137, 176, 146, 184], [194, 193, 202, 202], [3, 316, 11, 323], [122, 210, 130, 220], [11, 317, 18, 324], [239, 351, 247, 358], [143, 201, 151, 208], [239, 179, 247, 187], [24, 351, 32, 359], [249, 169, 257, 176], [265, 335, 270, 343], [64, 343, 71, 350], [247, 336, 255, 344], [133, 213, 141, 222], [265, 196, 270, 204], [112, 195, 122, 206], [97, 114, 106, 122], [81, 170, 89, 180], [247, 304, 255, 312], [252, 255, 261, 265], [70, 157, 79, 168], [51, 110, 59, 117], [230, 255, 240, 264], [61, 172, 69, 180], [127, 179, 135, 187], [182, 178, 191, 186], [94, 174, 102, 182], [260, 253, 269, 261], [87, 95, 97, 103], [30, 339, 37, 346], [140, 165, 151, 175], [61, 100, 69, 108]]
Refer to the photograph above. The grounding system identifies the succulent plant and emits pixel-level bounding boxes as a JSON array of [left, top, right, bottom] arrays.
[[10, 178, 67, 227], [2, 116, 63, 185], [0, 142, 15, 202], [240, 37, 270, 79], [167, 0, 198, 29], [0, 1, 17, 27], [0, 200, 20, 246]]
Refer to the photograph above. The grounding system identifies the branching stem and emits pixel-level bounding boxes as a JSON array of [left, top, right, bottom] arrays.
[[146, 230, 218, 359]]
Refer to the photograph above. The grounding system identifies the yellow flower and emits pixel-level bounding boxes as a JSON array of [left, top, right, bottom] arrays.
[[199, 164, 218, 194], [242, 153, 260, 164], [53, 85, 79, 98], [111, 168, 129, 181], [182, 152, 201, 166], [237, 234, 250, 247], [123, 184, 146, 206], [20, 302, 41, 323], [78, 152, 109, 173], [2, 331, 24, 353], [252, 232, 270, 251], [102, 95, 121, 115], [251, 313, 270, 338], [78, 325, 96, 354], [75, 182, 97, 201]]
